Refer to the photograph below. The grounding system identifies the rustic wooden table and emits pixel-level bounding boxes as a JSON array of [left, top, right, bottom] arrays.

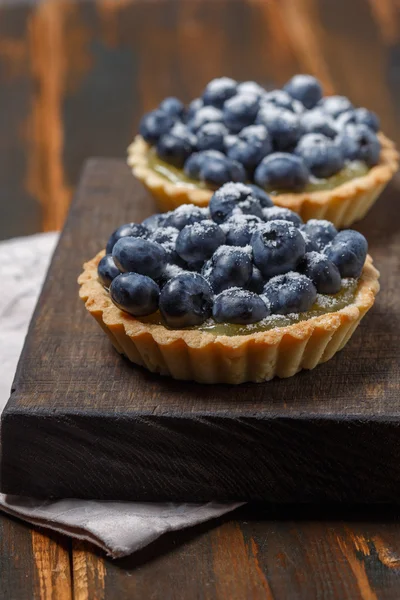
[[1, 1, 400, 598]]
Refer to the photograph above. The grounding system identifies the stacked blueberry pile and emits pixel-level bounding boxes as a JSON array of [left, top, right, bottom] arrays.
[[98, 183, 368, 328], [139, 75, 381, 192]]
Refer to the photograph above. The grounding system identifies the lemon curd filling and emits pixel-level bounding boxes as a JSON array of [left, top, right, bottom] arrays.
[[137, 278, 358, 336], [147, 148, 369, 194]]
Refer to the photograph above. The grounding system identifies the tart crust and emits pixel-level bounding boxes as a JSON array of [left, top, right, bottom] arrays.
[[78, 253, 380, 384], [127, 133, 398, 228]]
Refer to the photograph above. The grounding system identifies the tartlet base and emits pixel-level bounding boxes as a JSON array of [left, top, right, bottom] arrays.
[[78, 254, 380, 384], [127, 133, 398, 228]]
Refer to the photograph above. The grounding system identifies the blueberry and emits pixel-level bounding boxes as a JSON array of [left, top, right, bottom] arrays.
[[256, 106, 303, 151], [187, 106, 223, 133], [251, 220, 306, 278], [223, 213, 263, 246], [318, 95, 354, 118], [254, 152, 310, 192], [112, 237, 167, 279], [237, 81, 264, 97], [196, 122, 228, 152], [164, 205, 208, 230], [297, 251, 342, 294], [226, 124, 272, 171], [324, 229, 368, 278], [263, 272, 317, 315], [110, 273, 160, 316], [202, 77, 237, 108], [300, 230, 319, 253], [301, 219, 338, 251], [187, 97, 204, 121], [262, 206, 303, 227], [336, 124, 381, 166], [301, 109, 337, 138], [156, 133, 193, 168], [336, 108, 380, 133], [262, 90, 303, 113], [223, 93, 260, 133], [213, 288, 269, 324], [295, 133, 344, 178], [209, 182, 262, 223], [246, 184, 274, 207], [184, 150, 226, 179], [159, 273, 213, 328], [151, 226, 180, 262], [169, 122, 197, 145], [176, 221, 226, 263], [284, 75, 323, 110], [202, 246, 253, 293], [159, 97, 185, 119], [246, 266, 265, 294], [97, 254, 120, 288], [139, 109, 175, 144], [156, 263, 190, 289], [200, 155, 246, 187], [106, 223, 148, 254], [142, 213, 167, 233]]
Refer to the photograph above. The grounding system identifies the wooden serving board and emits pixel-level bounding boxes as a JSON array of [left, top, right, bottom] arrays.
[[1, 159, 399, 502]]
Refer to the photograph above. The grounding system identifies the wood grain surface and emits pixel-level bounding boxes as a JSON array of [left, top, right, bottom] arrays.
[[1, 0, 400, 598]]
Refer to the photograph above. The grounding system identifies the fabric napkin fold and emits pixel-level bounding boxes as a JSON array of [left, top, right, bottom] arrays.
[[0, 232, 242, 558]]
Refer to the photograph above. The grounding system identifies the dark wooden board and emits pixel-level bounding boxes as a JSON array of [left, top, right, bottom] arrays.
[[1, 159, 399, 503]]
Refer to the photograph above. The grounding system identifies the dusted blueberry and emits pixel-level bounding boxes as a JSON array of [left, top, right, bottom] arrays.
[[223, 213, 262, 246], [156, 263, 190, 289], [139, 109, 175, 144], [151, 226, 180, 262], [336, 108, 380, 132], [318, 95, 354, 118], [196, 122, 228, 152], [263, 272, 317, 315], [112, 237, 167, 279], [223, 93, 260, 133], [202, 245, 253, 293], [201, 156, 246, 187], [301, 109, 337, 138], [251, 220, 306, 279], [262, 206, 303, 227], [213, 288, 269, 324], [176, 221, 226, 263], [336, 124, 381, 166], [301, 219, 338, 251], [246, 266, 265, 294], [156, 133, 193, 168], [97, 254, 120, 288], [187, 97, 204, 121], [159, 273, 213, 328], [106, 222, 148, 254], [183, 150, 225, 179], [164, 205, 208, 230], [246, 184, 274, 207], [254, 152, 310, 192], [159, 96, 185, 118], [256, 106, 303, 151], [110, 273, 160, 316], [237, 81, 264, 97], [297, 251, 342, 294], [262, 90, 303, 113], [169, 122, 198, 145], [142, 213, 167, 233], [324, 229, 368, 278], [209, 182, 262, 223], [295, 133, 344, 178], [226, 124, 272, 171], [187, 106, 223, 133], [202, 77, 237, 107], [283, 74, 323, 110], [300, 230, 319, 253]]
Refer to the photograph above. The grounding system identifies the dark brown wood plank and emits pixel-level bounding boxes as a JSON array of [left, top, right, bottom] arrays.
[[70, 506, 400, 600], [0, 514, 72, 600]]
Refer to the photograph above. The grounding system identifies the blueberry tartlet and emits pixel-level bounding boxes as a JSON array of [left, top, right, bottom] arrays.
[[128, 74, 398, 228], [79, 183, 379, 384]]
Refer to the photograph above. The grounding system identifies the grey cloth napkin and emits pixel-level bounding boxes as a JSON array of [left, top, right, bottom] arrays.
[[0, 233, 242, 558]]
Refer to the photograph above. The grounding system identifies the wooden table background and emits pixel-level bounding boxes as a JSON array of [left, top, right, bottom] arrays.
[[1, 0, 400, 598]]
